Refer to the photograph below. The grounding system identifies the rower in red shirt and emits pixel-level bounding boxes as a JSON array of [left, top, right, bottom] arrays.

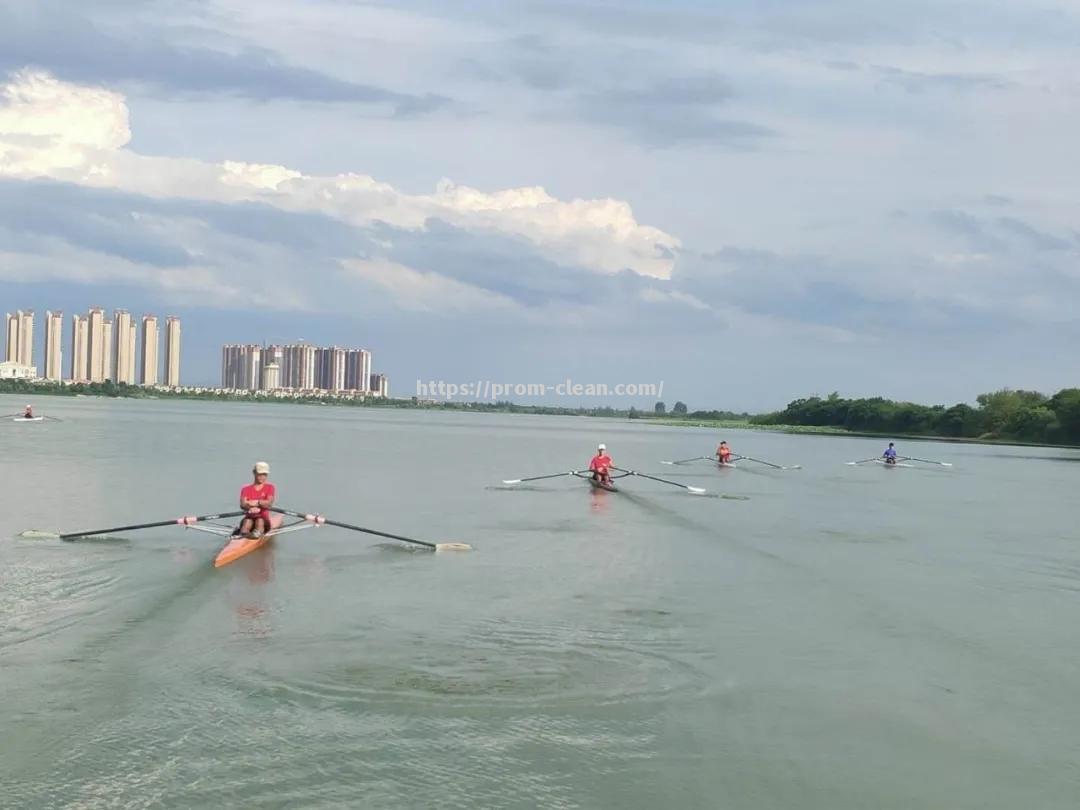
[[236, 461, 276, 538], [589, 443, 613, 485], [716, 441, 733, 465]]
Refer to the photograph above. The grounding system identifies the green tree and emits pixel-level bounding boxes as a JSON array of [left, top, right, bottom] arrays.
[[654, 401, 666, 415], [628, 407, 640, 419], [673, 401, 687, 414], [1049, 388, 1080, 443]]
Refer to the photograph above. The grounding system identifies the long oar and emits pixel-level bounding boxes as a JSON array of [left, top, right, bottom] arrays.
[[502, 470, 589, 484], [660, 456, 714, 466], [271, 507, 470, 552], [611, 467, 706, 495], [58, 511, 247, 541], [900, 456, 953, 467], [845, 457, 881, 465], [43, 416, 64, 422], [737, 455, 802, 470]]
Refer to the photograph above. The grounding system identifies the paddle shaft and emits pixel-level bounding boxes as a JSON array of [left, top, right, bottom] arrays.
[[508, 470, 588, 483], [901, 456, 951, 466], [60, 511, 247, 540], [271, 507, 435, 550], [612, 466, 700, 491]]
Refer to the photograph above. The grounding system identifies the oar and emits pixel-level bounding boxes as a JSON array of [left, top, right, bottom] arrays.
[[660, 456, 713, 466], [900, 456, 953, 467], [502, 470, 589, 484], [271, 507, 470, 552], [845, 458, 881, 465], [58, 511, 247, 541], [611, 467, 706, 495], [43, 416, 64, 422], [737, 455, 802, 470]]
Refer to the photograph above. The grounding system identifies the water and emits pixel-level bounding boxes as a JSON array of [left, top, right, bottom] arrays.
[[2, 395, 1079, 808]]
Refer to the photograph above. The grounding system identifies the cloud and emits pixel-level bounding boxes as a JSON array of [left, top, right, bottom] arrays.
[[0, 70, 679, 299], [0, 3, 449, 113]]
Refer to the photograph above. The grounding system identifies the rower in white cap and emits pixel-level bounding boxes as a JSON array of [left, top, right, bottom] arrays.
[[235, 461, 276, 538], [589, 443, 613, 486]]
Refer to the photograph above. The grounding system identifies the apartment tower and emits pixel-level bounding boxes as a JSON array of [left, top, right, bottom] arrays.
[[140, 316, 159, 385], [164, 317, 181, 387]]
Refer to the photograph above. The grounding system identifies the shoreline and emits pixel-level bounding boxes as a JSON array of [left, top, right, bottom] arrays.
[[5, 382, 1078, 451]]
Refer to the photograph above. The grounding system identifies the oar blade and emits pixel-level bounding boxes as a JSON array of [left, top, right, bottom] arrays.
[[502, 479, 522, 485], [435, 542, 473, 552], [19, 529, 60, 539]]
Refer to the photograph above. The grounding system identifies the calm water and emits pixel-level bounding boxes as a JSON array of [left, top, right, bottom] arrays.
[[2, 395, 1079, 809]]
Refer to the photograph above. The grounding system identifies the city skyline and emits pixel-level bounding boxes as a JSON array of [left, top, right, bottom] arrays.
[[221, 342, 382, 395], [4, 307, 181, 387]]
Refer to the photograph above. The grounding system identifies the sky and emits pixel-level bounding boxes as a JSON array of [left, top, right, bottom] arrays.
[[1, 0, 1079, 411]]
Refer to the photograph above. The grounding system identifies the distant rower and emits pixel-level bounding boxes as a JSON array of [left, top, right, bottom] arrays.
[[883, 443, 898, 465], [590, 443, 613, 485], [23, 404, 33, 419], [236, 461, 276, 538], [716, 441, 733, 465]]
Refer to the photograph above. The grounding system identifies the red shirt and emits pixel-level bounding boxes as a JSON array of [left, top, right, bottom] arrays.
[[241, 482, 276, 507], [589, 453, 612, 472]]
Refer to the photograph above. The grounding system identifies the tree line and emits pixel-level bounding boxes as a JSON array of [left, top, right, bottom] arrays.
[[752, 389, 1080, 445]]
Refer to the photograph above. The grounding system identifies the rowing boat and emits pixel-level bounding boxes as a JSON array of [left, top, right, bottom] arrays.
[[12, 416, 43, 422], [717, 461, 737, 468], [46, 506, 469, 564], [588, 477, 619, 492], [165, 512, 323, 567], [209, 514, 289, 567], [873, 459, 914, 468]]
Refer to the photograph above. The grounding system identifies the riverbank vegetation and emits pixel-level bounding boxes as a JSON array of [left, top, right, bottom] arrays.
[[5, 379, 1078, 446]]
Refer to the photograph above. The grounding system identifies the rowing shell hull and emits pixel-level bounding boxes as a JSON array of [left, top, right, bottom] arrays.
[[12, 416, 43, 422], [214, 514, 283, 568], [588, 478, 619, 492]]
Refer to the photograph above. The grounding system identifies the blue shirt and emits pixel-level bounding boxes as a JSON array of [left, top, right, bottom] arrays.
[[883, 447, 897, 459]]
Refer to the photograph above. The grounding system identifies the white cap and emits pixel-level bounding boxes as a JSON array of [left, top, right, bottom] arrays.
[[598, 443, 606, 450], [253, 461, 270, 474]]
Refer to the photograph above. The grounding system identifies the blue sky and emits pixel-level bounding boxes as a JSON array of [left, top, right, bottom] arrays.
[[1, 0, 1078, 410]]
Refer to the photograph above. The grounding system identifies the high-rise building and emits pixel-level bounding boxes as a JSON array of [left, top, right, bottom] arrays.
[[113, 310, 137, 385], [261, 345, 283, 390], [140, 316, 159, 385], [370, 374, 389, 397], [262, 362, 281, 391], [70, 314, 89, 382], [315, 346, 346, 391], [44, 311, 63, 381], [102, 319, 113, 381], [17, 310, 33, 367], [221, 344, 276, 390], [4, 313, 17, 363], [344, 349, 372, 392], [281, 343, 315, 390], [5, 310, 34, 368], [164, 317, 181, 387], [86, 308, 107, 383]]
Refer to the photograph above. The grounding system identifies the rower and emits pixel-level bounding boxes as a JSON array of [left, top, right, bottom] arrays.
[[589, 443, 613, 485], [883, 442, 898, 465], [716, 440, 733, 465], [236, 461, 276, 538], [23, 404, 32, 419]]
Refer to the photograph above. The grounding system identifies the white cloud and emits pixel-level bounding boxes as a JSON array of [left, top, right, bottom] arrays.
[[0, 70, 679, 285]]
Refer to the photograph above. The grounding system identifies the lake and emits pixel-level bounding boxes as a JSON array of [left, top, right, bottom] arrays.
[[2, 395, 1078, 808]]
